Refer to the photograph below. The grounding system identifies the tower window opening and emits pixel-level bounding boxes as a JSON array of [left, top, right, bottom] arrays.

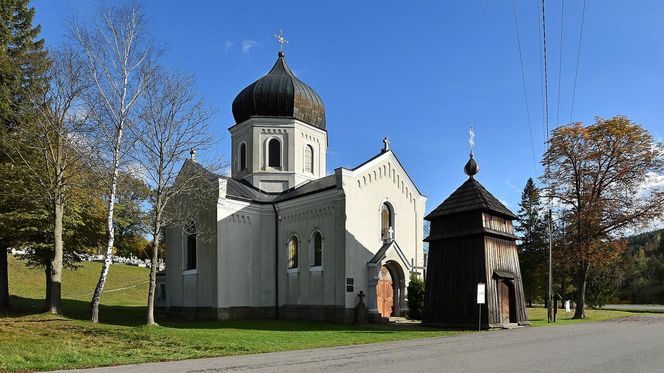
[[304, 144, 314, 173], [268, 138, 281, 168], [239, 143, 247, 171]]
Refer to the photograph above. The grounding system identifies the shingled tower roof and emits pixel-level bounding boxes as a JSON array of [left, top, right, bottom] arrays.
[[425, 155, 517, 220]]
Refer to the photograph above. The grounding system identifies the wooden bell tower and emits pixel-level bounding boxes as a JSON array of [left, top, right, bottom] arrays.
[[422, 153, 529, 329]]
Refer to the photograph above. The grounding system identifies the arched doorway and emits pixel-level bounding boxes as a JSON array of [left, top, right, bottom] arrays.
[[376, 266, 393, 317], [375, 260, 406, 318]]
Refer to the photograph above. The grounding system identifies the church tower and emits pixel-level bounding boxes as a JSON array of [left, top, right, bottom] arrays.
[[229, 51, 327, 192]]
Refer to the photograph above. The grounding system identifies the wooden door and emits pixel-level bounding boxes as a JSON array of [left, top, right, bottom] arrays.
[[376, 267, 393, 318], [499, 280, 511, 324]]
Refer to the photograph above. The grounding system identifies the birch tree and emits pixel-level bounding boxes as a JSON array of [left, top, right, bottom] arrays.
[[134, 69, 215, 325], [1, 47, 91, 314], [71, 3, 154, 322]]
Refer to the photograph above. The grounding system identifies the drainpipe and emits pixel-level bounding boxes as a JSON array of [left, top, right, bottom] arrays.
[[273, 203, 280, 319]]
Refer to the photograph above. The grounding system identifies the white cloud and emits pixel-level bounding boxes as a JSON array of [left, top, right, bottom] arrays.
[[637, 171, 664, 198], [224, 40, 233, 52], [242, 40, 258, 54]]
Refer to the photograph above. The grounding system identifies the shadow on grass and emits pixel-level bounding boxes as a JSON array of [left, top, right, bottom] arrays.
[[4, 295, 445, 333], [7, 295, 146, 327]]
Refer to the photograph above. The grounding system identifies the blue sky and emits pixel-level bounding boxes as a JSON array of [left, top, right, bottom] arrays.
[[34, 0, 664, 215]]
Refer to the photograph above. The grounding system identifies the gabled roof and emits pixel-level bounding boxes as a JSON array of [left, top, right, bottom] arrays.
[[225, 175, 338, 204], [367, 241, 412, 271], [274, 174, 337, 203], [182, 160, 338, 204], [425, 177, 516, 220], [225, 178, 275, 203]]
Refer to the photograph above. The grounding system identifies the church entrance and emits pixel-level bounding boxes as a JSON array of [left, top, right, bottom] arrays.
[[498, 279, 516, 325], [376, 266, 393, 318]]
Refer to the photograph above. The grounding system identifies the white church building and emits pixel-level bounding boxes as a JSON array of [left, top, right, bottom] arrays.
[[159, 50, 427, 323]]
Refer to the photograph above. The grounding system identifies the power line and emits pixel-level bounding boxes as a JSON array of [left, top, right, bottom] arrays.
[[555, 0, 565, 127], [569, 0, 587, 123], [537, 0, 547, 142], [541, 0, 551, 142], [511, 0, 538, 176]]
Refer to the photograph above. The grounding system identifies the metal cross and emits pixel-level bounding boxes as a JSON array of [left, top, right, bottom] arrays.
[[469, 126, 475, 156], [274, 29, 288, 52]]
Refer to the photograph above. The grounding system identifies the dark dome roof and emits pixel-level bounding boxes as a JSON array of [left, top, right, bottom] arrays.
[[232, 52, 326, 130]]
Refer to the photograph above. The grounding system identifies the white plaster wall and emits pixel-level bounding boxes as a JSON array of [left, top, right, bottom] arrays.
[[339, 151, 427, 309], [216, 198, 277, 309], [275, 188, 346, 308], [163, 164, 220, 309], [228, 118, 327, 192]]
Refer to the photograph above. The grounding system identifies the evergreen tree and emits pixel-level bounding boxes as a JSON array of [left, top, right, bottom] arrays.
[[0, 0, 49, 312], [515, 178, 547, 306], [0, 0, 49, 129]]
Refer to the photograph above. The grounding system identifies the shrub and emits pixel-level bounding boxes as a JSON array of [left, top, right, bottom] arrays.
[[407, 273, 425, 320]]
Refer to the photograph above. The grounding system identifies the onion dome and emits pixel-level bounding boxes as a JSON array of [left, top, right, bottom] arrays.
[[464, 153, 480, 177], [232, 51, 326, 130]]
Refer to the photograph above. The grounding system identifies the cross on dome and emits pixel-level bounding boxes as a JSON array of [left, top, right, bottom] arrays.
[[274, 29, 288, 53]]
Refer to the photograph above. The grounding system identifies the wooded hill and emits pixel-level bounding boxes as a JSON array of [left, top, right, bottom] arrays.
[[615, 229, 664, 304]]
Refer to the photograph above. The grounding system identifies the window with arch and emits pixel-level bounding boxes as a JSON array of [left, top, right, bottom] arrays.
[[239, 143, 247, 171], [184, 221, 197, 271], [311, 231, 323, 267], [381, 203, 394, 242], [268, 138, 281, 168], [304, 144, 314, 173], [288, 235, 299, 269]]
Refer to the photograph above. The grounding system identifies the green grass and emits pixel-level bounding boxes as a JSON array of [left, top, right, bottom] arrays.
[[526, 306, 636, 326], [1, 256, 461, 372], [0, 255, 654, 372]]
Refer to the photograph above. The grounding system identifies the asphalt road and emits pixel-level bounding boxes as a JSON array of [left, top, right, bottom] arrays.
[[54, 316, 664, 373]]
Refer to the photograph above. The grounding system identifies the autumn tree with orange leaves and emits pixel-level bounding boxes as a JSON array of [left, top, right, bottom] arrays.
[[543, 116, 664, 319]]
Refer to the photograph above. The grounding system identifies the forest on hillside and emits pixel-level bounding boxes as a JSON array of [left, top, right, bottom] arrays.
[[614, 229, 664, 304]]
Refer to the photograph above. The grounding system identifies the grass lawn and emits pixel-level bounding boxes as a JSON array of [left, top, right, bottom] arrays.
[[526, 306, 636, 327], [0, 255, 652, 372]]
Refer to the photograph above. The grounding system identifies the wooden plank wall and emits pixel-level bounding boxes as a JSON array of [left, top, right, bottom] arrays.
[[423, 235, 488, 327], [484, 236, 528, 325]]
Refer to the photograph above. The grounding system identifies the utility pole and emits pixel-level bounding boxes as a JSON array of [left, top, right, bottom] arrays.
[[548, 208, 553, 323]]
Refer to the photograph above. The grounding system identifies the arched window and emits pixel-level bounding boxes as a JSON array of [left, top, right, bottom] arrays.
[[268, 138, 281, 168], [312, 231, 322, 267], [239, 143, 247, 171], [288, 236, 299, 269], [381, 203, 394, 242], [304, 144, 314, 173], [184, 221, 197, 271]]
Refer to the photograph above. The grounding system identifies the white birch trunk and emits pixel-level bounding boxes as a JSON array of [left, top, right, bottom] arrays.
[[90, 128, 123, 323]]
